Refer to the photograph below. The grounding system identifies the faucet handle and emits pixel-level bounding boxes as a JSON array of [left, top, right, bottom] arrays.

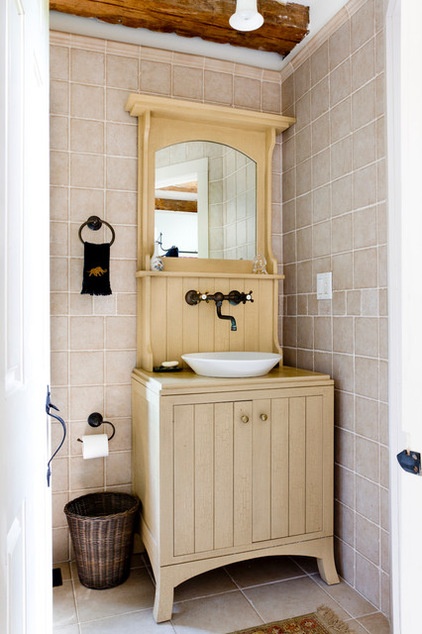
[[185, 290, 201, 305], [245, 290, 254, 303]]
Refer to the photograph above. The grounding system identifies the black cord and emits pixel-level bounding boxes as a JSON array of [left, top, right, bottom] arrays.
[[46, 386, 67, 488]]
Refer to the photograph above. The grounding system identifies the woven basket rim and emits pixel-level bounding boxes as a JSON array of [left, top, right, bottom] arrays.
[[64, 492, 139, 520]]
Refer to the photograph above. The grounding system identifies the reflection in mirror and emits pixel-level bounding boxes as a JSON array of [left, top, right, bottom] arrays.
[[155, 142, 256, 260]]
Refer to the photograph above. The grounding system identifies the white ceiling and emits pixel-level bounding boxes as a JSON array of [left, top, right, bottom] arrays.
[[50, 0, 350, 71]]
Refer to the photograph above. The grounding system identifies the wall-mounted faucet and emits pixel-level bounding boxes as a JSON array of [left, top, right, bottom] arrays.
[[185, 289, 253, 331]]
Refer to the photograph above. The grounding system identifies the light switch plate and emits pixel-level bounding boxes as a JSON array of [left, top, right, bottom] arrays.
[[317, 272, 332, 300]]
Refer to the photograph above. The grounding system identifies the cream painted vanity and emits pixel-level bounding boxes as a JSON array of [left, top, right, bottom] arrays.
[[126, 94, 339, 622]]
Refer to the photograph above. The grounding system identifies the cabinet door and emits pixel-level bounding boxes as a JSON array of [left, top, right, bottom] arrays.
[[171, 390, 328, 559], [173, 400, 253, 557], [251, 393, 326, 543]]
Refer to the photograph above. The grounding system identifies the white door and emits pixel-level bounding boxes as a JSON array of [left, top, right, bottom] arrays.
[[0, 0, 51, 632], [387, 0, 422, 631]]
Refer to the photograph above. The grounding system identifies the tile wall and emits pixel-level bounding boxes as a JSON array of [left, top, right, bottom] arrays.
[[49, 32, 283, 563], [49, 0, 390, 619], [280, 0, 389, 616]]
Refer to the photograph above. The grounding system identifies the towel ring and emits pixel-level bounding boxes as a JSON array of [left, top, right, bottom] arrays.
[[78, 216, 115, 246]]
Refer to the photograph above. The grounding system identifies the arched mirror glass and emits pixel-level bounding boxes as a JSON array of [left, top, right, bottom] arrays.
[[155, 142, 256, 260]]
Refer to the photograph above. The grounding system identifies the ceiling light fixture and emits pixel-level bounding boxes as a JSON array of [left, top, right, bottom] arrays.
[[229, 0, 264, 32]]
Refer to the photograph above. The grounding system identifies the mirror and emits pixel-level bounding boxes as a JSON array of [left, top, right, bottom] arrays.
[[154, 142, 257, 260], [125, 93, 295, 274]]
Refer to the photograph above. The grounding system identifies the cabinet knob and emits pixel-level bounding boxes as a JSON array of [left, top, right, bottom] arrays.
[[260, 413, 268, 421], [241, 415, 249, 424]]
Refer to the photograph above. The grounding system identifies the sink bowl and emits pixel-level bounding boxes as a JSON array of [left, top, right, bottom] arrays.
[[181, 352, 281, 378]]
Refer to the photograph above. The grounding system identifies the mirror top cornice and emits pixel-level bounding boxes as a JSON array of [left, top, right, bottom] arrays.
[[126, 93, 295, 274], [125, 94, 295, 134]]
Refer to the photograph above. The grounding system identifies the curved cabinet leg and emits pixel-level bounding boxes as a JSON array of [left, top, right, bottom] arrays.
[[317, 542, 340, 585], [153, 574, 175, 623]]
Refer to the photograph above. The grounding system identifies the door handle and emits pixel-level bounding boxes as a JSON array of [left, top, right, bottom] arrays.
[[46, 386, 67, 487], [397, 449, 421, 475]]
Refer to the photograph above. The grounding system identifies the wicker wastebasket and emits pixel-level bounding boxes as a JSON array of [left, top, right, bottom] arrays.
[[64, 492, 140, 589]]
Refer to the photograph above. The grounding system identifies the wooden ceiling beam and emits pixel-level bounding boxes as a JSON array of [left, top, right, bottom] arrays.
[[50, 0, 309, 56]]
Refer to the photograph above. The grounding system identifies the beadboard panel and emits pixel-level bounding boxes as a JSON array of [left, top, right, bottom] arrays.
[[136, 272, 282, 370]]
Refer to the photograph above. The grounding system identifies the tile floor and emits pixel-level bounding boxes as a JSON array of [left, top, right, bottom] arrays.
[[53, 553, 390, 634]]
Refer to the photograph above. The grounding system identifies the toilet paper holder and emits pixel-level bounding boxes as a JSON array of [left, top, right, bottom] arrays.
[[77, 412, 116, 443]]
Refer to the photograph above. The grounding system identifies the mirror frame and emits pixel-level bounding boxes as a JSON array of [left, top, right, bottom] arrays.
[[125, 94, 295, 274]]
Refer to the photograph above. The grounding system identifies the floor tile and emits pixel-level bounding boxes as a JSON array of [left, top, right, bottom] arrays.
[[53, 580, 78, 628], [243, 576, 350, 623], [343, 619, 371, 633], [313, 577, 376, 618], [357, 612, 391, 633], [73, 567, 155, 622], [79, 608, 176, 634], [224, 556, 306, 588], [174, 567, 238, 601], [171, 590, 262, 634], [291, 556, 319, 575], [55, 555, 390, 633], [54, 626, 80, 634]]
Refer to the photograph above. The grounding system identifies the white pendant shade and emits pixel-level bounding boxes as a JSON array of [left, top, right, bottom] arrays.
[[229, 0, 264, 32]]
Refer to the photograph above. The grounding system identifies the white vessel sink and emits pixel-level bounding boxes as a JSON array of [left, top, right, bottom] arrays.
[[181, 352, 281, 378]]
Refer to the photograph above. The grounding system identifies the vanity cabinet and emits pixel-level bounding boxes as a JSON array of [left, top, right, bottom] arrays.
[[132, 367, 339, 622]]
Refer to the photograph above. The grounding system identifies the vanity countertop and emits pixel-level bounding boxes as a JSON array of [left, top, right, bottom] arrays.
[[132, 365, 333, 396]]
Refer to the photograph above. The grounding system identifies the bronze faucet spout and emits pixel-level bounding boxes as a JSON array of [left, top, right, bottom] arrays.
[[216, 301, 237, 331]]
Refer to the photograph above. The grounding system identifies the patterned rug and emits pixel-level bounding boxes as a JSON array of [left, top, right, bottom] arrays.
[[229, 606, 355, 634]]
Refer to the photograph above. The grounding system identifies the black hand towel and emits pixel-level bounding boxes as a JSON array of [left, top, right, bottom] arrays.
[[81, 242, 112, 296]]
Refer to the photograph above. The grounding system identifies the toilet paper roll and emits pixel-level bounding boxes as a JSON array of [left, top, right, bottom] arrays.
[[81, 434, 109, 459]]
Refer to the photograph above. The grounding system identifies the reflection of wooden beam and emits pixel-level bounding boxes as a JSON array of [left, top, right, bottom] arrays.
[[155, 198, 197, 213], [158, 182, 198, 195], [50, 0, 309, 56]]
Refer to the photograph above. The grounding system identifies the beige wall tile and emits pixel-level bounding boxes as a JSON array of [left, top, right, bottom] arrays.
[[106, 122, 137, 157], [313, 220, 331, 258], [71, 49, 105, 84], [294, 59, 310, 101], [262, 81, 281, 113], [234, 76, 261, 110], [204, 70, 233, 105], [329, 21, 351, 70], [51, 80, 69, 115], [314, 316, 332, 351], [351, 0, 375, 51], [106, 156, 137, 190], [356, 515, 379, 565], [355, 555, 380, 607], [69, 351, 104, 385], [330, 59, 351, 107], [106, 54, 139, 90], [106, 451, 132, 486], [70, 316, 104, 350], [50, 45, 69, 80], [312, 148, 330, 189], [352, 80, 376, 130], [70, 153, 104, 188], [355, 396, 379, 441], [70, 455, 105, 490], [140, 60, 171, 95], [70, 84, 104, 119], [356, 435, 379, 482], [70, 119, 104, 153], [355, 317, 378, 357], [311, 41, 329, 86], [173, 65, 203, 100], [310, 76, 329, 120]]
